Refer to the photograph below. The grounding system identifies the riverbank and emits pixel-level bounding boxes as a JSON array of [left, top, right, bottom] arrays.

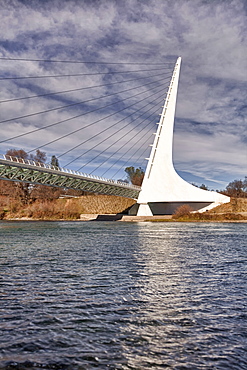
[[0, 194, 135, 220], [3, 213, 247, 223], [1, 195, 247, 222], [80, 213, 247, 222]]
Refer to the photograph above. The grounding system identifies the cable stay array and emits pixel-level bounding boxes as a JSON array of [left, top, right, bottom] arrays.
[[66, 94, 164, 170], [56, 84, 166, 163], [0, 56, 176, 180], [0, 74, 170, 125], [88, 104, 162, 176], [0, 71, 170, 104], [0, 56, 175, 65], [0, 67, 168, 80]]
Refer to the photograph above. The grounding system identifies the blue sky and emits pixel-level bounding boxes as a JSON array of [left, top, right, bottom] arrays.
[[0, 0, 246, 189]]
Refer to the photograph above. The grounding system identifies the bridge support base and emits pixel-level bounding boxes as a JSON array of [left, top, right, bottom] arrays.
[[128, 203, 152, 216], [137, 204, 153, 216]]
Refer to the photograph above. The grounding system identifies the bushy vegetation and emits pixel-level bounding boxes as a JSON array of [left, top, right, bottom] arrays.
[[172, 211, 245, 222], [20, 200, 82, 220], [172, 205, 193, 219], [0, 194, 136, 220]]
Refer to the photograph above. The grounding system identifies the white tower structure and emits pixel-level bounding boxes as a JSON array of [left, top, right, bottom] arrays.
[[134, 57, 230, 216]]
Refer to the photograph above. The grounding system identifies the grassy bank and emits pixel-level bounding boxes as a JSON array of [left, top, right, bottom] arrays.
[[130, 199, 247, 222], [208, 197, 247, 213], [170, 212, 247, 222], [170, 198, 247, 222]]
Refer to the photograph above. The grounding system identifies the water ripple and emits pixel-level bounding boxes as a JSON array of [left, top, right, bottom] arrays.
[[0, 221, 246, 369]]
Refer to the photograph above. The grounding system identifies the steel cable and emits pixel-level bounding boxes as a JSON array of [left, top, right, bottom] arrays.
[[0, 72, 170, 104], [0, 67, 170, 80], [78, 100, 163, 172], [0, 78, 169, 145], [0, 75, 169, 124], [0, 56, 175, 65], [59, 85, 167, 166], [28, 83, 168, 155]]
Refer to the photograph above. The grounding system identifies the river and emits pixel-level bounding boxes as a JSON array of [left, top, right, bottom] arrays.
[[0, 221, 246, 369]]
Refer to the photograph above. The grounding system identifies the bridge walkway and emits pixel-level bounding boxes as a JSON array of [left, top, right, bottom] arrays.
[[0, 154, 141, 199]]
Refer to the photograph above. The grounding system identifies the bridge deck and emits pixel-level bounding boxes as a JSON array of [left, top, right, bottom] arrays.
[[0, 155, 141, 199]]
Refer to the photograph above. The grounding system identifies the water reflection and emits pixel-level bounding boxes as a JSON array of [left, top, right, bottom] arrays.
[[0, 221, 246, 369], [118, 222, 247, 369]]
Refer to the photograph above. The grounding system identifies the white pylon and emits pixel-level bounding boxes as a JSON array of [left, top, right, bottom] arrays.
[[136, 57, 230, 216]]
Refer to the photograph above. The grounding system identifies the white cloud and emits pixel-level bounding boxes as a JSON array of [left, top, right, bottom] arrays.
[[0, 0, 246, 187]]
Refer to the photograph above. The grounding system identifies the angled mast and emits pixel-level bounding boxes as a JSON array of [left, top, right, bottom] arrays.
[[134, 57, 230, 216]]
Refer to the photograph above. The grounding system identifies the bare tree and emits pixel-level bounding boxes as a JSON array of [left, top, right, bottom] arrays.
[[124, 166, 144, 186], [224, 179, 246, 198]]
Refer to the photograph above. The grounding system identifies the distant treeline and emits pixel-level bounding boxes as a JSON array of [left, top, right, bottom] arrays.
[[192, 178, 247, 198]]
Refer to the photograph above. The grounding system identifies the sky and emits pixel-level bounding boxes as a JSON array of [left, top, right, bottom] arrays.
[[0, 0, 246, 189]]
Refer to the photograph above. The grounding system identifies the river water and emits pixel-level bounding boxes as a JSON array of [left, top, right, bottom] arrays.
[[0, 221, 246, 369]]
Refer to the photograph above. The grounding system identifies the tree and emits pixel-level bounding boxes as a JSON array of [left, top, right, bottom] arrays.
[[5, 149, 30, 204], [4, 149, 48, 204], [6, 148, 29, 161], [6, 149, 46, 164], [0, 179, 15, 197], [30, 149, 46, 164], [191, 183, 209, 190], [224, 179, 246, 198], [31, 153, 62, 199], [244, 177, 247, 193], [124, 166, 144, 186], [30, 185, 62, 200], [51, 155, 60, 169], [2, 149, 65, 203], [199, 184, 209, 190], [30, 154, 61, 199]]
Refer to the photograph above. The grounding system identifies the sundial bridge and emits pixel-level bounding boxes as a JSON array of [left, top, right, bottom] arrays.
[[0, 58, 230, 215]]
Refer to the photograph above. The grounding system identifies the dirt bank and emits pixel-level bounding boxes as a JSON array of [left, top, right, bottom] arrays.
[[1, 196, 247, 222]]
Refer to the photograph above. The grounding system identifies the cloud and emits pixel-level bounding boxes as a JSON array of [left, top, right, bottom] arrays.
[[0, 0, 246, 187]]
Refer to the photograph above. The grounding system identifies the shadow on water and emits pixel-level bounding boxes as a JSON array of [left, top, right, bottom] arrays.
[[0, 221, 246, 369]]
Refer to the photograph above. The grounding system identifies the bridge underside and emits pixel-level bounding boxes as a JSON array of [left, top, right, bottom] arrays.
[[129, 201, 214, 215], [0, 158, 140, 199]]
